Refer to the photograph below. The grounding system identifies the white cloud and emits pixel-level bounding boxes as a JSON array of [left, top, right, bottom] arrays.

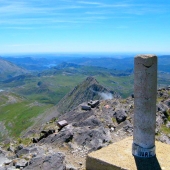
[[98, 92, 113, 100]]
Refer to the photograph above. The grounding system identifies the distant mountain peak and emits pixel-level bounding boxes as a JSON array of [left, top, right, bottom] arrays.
[[85, 76, 99, 84], [0, 58, 28, 80], [57, 77, 120, 113]]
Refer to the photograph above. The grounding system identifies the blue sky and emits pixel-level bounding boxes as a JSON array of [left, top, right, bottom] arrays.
[[0, 0, 170, 54]]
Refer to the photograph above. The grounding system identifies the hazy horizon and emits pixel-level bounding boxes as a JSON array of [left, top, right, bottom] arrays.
[[1, 52, 169, 59]]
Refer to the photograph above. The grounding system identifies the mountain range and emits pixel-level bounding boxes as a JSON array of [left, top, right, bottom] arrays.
[[1, 55, 170, 72], [0, 58, 27, 80]]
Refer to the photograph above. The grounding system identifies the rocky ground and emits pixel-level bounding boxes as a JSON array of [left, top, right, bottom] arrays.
[[0, 86, 170, 170]]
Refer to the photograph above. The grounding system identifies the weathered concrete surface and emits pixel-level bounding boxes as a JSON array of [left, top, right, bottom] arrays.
[[86, 137, 170, 170], [133, 55, 157, 149]]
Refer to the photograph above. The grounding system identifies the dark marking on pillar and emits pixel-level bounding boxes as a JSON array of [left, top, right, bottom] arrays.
[[143, 64, 153, 68]]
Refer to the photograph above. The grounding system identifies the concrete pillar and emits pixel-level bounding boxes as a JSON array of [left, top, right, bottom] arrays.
[[132, 55, 157, 158]]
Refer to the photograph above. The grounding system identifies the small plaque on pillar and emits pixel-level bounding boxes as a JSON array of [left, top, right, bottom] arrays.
[[132, 143, 155, 158]]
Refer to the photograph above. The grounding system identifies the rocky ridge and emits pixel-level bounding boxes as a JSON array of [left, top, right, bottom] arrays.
[[0, 87, 170, 170], [57, 76, 120, 113]]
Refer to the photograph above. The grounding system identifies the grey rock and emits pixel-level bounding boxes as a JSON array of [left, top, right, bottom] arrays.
[[159, 134, 170, 144], [164, 99, 170, 108], [113, 109, 127, 123], [0, 152, 11, 168], [81, 105, 91, 111], [116, 120, 132, 132], [74, 115, 101, 128], [58, 110, 94, 125], [16, 146, 45, 159], [5, 167, 18, 170], [166, 121, 170, 128], [15, 159, 28, 168], [88, 100, 99, 108], [74, 127, 111, 151], [24, 152, 66, 170], [57, 121, 68, 129], [42, 102, 112, 151], [16, 148, 30, 158], [66, 164, 78, 170], [157, 103, 169, 113], [123, 124, 133, 133], [14, 145, 23, 154], [131, 94, 134, 98], [7, 146, 15, 153], [156, 115, 164, 127], [36, 129, 56, 142], [41, 127, 74, 145]]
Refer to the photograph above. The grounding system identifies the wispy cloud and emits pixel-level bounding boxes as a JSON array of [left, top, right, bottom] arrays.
[[5, 43, 42, 47], [77, 1, 102, 5], [0, 0, 169, 28]]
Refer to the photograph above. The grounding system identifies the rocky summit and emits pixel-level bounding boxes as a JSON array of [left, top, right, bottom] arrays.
[[0, 86, 170, 170]]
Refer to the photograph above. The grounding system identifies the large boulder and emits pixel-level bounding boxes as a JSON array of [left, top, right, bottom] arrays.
[[40, 125, 74, 146], [24, 152, 66, 170], [73, 127, 111, 151]]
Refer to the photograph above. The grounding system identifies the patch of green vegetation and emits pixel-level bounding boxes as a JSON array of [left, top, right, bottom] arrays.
[[2, 142, 10, 150], [17, 137, 32, 146], [157, 97, 164, 103], [165, 109, 170, 121], [112, 117, 117, 123], [120, 99, 127, 104], [0, 101, 52, 138], [161, 125, 170, 135], [49, 117, 57, 123], [0, 95, 8, 105], [109, 140, 113, 144]]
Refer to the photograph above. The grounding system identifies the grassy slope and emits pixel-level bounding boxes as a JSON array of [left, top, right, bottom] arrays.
[[12, 74, 86, 104], [0, 92, 52, 140]]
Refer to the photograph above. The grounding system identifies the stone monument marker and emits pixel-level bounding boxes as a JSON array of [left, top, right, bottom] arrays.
[[133, 55, 157, 158]]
